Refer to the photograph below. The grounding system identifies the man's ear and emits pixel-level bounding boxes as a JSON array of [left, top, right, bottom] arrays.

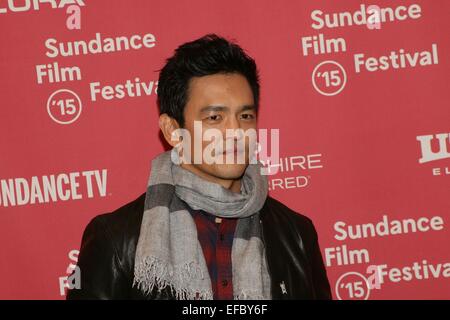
[[159, 113, 181, 147]]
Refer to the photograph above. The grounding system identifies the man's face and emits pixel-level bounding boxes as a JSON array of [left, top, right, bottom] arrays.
[[181, 72, 257, 181]]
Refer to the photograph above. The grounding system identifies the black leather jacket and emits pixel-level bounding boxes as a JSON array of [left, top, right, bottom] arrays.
[[66, 192, 332, 300]]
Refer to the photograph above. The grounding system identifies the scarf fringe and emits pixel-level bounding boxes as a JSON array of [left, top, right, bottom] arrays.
[[133, 256, 214, 300]]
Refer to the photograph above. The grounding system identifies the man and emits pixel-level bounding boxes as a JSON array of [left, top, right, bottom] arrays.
[[67, 34, 331, 300]]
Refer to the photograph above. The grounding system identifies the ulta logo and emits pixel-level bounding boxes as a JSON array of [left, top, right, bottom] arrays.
[[417, 133, 450, 163]]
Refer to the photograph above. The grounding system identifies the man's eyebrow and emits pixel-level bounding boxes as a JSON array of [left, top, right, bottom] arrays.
[[199, 105, 228, 113], [240, 104, 256, 112], [199, 104, 256, 113]]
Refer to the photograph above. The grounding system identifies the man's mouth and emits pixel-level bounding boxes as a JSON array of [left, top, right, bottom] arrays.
[[222, 146, 245, 156]]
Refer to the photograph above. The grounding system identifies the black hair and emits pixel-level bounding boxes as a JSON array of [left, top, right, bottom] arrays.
[[157, 33, 260, 127]]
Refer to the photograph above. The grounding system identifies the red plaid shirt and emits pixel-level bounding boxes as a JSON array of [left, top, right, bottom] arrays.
[[189, 208, 238, 300]]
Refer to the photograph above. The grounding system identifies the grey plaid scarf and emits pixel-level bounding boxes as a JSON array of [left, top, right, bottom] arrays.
[[133, 150, 271, 299]]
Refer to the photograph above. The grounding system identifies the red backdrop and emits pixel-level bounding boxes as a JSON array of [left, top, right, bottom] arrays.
[[0, 0, 449, 299]]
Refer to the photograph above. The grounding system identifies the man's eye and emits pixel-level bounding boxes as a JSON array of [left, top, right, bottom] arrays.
[[240, 113, 255, 120], [206, 115, 221, 121]]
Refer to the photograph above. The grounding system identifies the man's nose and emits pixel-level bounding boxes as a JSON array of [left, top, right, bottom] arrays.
[[224, 114, 241, 131]]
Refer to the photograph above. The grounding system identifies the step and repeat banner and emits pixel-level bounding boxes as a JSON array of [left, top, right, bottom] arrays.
[[0, 0, 449, 299]]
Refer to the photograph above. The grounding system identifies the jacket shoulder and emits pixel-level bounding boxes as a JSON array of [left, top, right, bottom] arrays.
[[262, 196, 316, 236], [88, 191, 147, 267], [92, 192, 146, 236], [82, 192, 146, 275]]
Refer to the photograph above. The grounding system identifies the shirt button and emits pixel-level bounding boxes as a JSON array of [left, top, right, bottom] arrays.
[[221, 279, 228, 287], [219, 234, 224, 241]]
